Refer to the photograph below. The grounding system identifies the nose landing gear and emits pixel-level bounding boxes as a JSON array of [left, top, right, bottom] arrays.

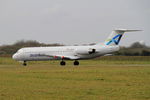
[[23, 61, 27, 66]]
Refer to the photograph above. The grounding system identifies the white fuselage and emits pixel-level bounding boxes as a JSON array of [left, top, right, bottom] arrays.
[[12, 29, 141, 66], [12, 44, 120, 61]]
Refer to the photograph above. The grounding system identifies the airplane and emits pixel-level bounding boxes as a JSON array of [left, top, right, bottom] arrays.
[[12, 29, 141, 66]]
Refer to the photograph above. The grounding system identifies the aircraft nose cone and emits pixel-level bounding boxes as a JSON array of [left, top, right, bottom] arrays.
[[12, 54, 17, 60]]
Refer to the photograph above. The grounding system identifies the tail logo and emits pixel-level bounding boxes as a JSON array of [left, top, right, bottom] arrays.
[[106, 34, 122, 45]]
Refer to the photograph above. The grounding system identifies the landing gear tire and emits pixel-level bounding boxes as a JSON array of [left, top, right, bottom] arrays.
[[23, 61, 27, 66], [74, 60, 79, 66], [60, 61, 66, 66]]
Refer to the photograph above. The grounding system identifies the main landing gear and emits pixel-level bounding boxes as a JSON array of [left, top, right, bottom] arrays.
[[60, 60, 66, 66], [60, 60, 79, 66], [22, 60, 79, 66], [74, 60, 79, 66]]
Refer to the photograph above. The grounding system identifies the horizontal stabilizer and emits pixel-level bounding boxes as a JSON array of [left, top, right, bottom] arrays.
[[114, 29, 142, 32]]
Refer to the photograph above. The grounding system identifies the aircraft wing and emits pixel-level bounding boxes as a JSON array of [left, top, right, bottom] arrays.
[[43, 54, 79, 60], [103, 54, 113, 56]]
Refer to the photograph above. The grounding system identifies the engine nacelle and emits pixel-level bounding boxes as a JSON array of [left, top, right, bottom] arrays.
[[76, 48, 96, 55]]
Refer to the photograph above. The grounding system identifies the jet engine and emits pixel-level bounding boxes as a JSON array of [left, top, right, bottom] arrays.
[[76, 48, 96, 55]]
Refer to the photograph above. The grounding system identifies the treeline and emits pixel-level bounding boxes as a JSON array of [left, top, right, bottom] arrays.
[[115, 42, 150, 56], [0, 40, 63, 57], [0, 40, 150, 56]]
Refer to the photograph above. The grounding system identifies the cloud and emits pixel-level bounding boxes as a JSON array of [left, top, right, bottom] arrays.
[[0, 0, 149, 46], [40, 4, 62, 15]]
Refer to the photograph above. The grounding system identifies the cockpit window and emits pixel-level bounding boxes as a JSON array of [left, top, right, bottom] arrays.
[[17, 49, 23, 53]]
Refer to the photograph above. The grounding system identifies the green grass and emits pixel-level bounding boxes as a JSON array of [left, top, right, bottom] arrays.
[[0, 56, 150, 100]]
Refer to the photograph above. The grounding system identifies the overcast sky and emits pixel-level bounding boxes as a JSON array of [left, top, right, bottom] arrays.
[[0, 0, 149, 46]]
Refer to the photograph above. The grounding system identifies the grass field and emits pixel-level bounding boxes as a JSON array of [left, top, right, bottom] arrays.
[[0, 56, 150, 100]]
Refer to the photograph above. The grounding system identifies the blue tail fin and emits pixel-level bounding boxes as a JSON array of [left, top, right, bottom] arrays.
[[104, 29, 141, 46]]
